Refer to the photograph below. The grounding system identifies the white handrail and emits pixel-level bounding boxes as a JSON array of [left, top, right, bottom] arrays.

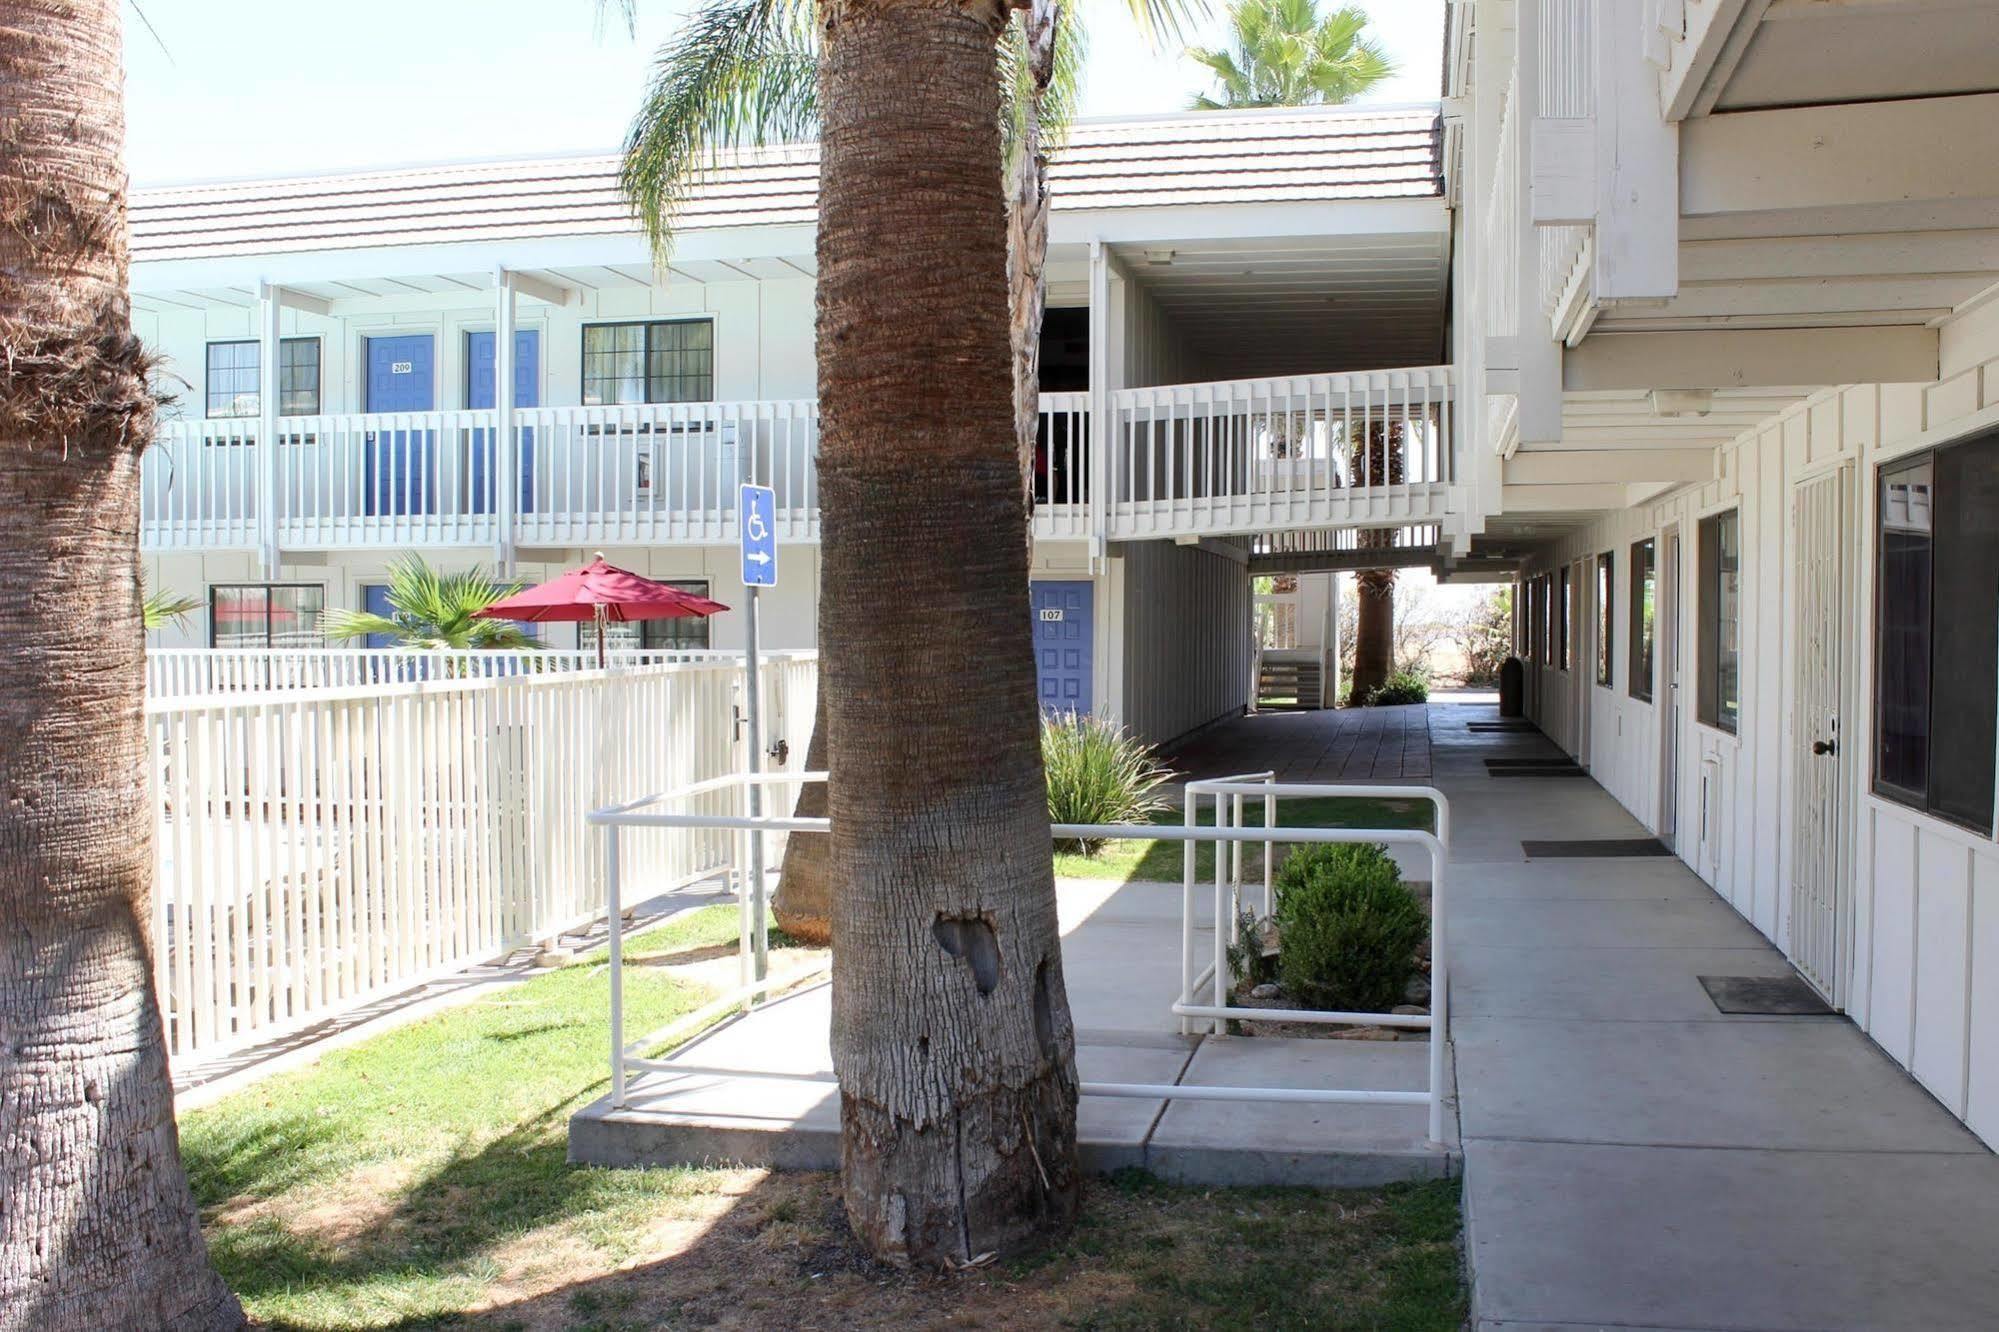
[[591, 773, 1453, 1146]]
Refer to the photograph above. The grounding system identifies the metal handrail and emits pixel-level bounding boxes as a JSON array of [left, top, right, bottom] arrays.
[[590, 773, 1454, 1146]]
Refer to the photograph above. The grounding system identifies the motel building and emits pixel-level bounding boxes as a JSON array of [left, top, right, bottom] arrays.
[[132, 105, 1461, 747], [133, 0, 1999, 1161]]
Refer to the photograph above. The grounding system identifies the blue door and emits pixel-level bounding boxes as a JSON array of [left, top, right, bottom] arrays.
[[466, 330, 540, 514], [1031, 580, 1093, 714], [364, 335, 437, 516], [360, 582, 395, 650]]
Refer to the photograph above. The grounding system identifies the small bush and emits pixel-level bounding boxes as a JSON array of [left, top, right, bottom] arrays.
[[1364, 670, 1430, 707], [1272, 841, 1426, 1012], [1042, 712, 1172, 856]]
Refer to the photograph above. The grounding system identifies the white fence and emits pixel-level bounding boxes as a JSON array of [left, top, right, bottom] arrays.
[[146, 647, 745, 698], [145, 653, 818, 1061]]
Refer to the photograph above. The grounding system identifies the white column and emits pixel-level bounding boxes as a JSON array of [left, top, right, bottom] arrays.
[[256, 281, 281, 575], [1515, 0, 1566, 446], [1087, 239, 1111, 566], [493, 268, 518, 574]]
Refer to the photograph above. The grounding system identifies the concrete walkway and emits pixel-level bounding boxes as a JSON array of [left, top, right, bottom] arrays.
[[1424, 703, 1999, 1332]]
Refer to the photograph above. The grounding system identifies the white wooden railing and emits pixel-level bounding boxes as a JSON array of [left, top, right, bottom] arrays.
[[144, 647, 757, 698], [1106, 367, 1454, 539], [145, 653, 817, 1061], [142, 373, 1460, 552]]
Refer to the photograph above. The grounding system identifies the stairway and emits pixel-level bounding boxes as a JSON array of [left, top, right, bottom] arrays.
[[1256, 656, 1322, 710]]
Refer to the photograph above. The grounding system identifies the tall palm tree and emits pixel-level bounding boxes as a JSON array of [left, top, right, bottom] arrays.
[[0, 2, 244, 1326], [812, 0, 1079, 1266], [612, 0, 1200, 1267], [1186, 0, 1394, 110], [1188, 0, 1394, 701], [320, 555, 538, 650]]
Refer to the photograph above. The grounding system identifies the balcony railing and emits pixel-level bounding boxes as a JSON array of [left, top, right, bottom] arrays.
[[142, 368, 1458, 553]]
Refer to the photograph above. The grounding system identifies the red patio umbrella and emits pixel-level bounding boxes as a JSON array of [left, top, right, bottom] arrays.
[[475, 554, 729, 668]]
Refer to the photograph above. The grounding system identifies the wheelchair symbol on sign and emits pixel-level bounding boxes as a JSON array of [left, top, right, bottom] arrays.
[[745, 507, 769, 544]]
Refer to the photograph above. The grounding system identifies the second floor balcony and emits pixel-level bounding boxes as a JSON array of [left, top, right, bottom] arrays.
[[142, 367, 1458, 556]]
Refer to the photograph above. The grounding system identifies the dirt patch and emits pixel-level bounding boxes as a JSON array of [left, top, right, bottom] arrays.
[[438, 1171, 1461, 1331]]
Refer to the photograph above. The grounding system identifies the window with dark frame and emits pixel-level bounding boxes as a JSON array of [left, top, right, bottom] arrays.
[[208, 584, 325, 649], [1596, 552, 1614, 686], [1557, 566, 1571, 671], [1629, 538, 1656, 702], [586, 580, 716, 652], [1874, 432, 1999, 834], [1697, 509, 1741, 733], [581, 321, 715, 406], [204, 338, 322, 419]]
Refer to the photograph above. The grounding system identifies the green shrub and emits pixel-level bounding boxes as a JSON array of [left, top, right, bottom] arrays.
[[1042, 712, 1172, 856], [1364, 670, 1430, 707], [1272, 841, 1426, 1012]]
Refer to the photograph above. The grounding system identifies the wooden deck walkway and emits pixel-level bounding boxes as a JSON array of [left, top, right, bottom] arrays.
[[1167, 704, 1432, 783]]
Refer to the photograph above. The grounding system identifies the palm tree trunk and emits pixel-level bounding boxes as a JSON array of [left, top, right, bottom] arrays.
[[1351, 568, 1396, 700], [0, 2, 242, 1327], [1347, 419, 1404, 703], [817, 0, 1080, 1267], [773, 1, 1058, 947]]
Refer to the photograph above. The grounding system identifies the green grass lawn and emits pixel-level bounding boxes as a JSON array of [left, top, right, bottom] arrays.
[[1052, 794, 1436, 884], [183, 901, 1464, 1331]]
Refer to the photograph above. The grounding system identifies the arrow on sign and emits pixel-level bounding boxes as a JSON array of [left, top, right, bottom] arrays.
[[746, 551, 773, 567]]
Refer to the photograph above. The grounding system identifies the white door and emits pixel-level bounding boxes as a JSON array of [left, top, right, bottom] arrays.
[[1659, 530, 1681, 847], [1790, 467, 1851, 1001]]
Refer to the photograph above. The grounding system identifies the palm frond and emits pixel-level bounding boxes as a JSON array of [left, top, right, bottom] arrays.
[[619, 0, 818, 260], [1186, 0, 1394, 109], [141, 585, 201, 632], [321, 555, 537, 651]]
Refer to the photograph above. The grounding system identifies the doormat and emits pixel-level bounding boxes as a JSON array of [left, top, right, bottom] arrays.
[[1468, 722, 1537, 732], [1521, 837, 1673, 858], [1699, 974, 1834, 1016], [1487, 766, 1588, 777], [1486, 757, 1581, 768]]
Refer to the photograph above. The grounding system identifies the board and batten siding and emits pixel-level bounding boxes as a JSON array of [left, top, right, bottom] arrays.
[[1519, 295, 1999, 1149], [1112, 539, 1251, 749]]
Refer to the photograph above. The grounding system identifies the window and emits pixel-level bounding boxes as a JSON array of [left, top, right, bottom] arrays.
[[204, 338, 322, 418], [586, 581, 715, 652], [1557, 566, 1571, 671], [1629, 538, 1656, 702], [581, 321, 714, 405], [1596, 552, 1614, 686], [1874, 434, 1999, 833], [1697, 510, 1740, 733], [209, 584, 324, 648]]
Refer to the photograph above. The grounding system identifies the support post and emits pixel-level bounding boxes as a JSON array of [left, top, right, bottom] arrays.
[[494, 268, 519, 574], [743, 586, 767, 982], [607, 827, 625, 1108], [1087, 239, 1111, 567], [256, 281, 281, 574], [1514, 0, 1566, 446]]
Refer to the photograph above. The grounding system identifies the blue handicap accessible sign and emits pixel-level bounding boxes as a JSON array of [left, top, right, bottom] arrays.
[[740, 483, 777, 587]]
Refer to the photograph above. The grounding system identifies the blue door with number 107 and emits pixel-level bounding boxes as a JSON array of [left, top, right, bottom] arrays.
[[363, 335, 436, 516], [1030, 581, 1092, 715]]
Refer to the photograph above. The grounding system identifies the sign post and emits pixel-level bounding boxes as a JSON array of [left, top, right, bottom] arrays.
[[739, 483, 778, 982]]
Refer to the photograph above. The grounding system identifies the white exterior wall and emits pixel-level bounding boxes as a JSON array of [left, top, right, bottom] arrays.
[[1111, 539, 1251, 748], [1519, 299, 1999, 1149], [136, 276, 817, 424], [144, 543, 823, 654]]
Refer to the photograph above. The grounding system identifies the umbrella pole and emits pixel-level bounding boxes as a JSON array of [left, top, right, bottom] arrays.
[[594, 604, 607, 670]]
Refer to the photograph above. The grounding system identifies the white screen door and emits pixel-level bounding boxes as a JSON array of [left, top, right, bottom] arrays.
[[1790, 467, 1850, 1000]]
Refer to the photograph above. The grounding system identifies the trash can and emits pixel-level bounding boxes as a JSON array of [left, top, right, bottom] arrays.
[[1498, 656, 1525, 717]]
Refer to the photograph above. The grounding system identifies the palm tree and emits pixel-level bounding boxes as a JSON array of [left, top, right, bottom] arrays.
[[1186, 0, 1394, 110], [320, 556, 539, 650], [0, 2, 244, 1326], [610, 0, 1204, 1268], [1188, 0, 1395, 701]]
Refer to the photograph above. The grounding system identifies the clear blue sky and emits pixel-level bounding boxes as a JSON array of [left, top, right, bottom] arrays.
[[123, 0, 1442, 184]]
